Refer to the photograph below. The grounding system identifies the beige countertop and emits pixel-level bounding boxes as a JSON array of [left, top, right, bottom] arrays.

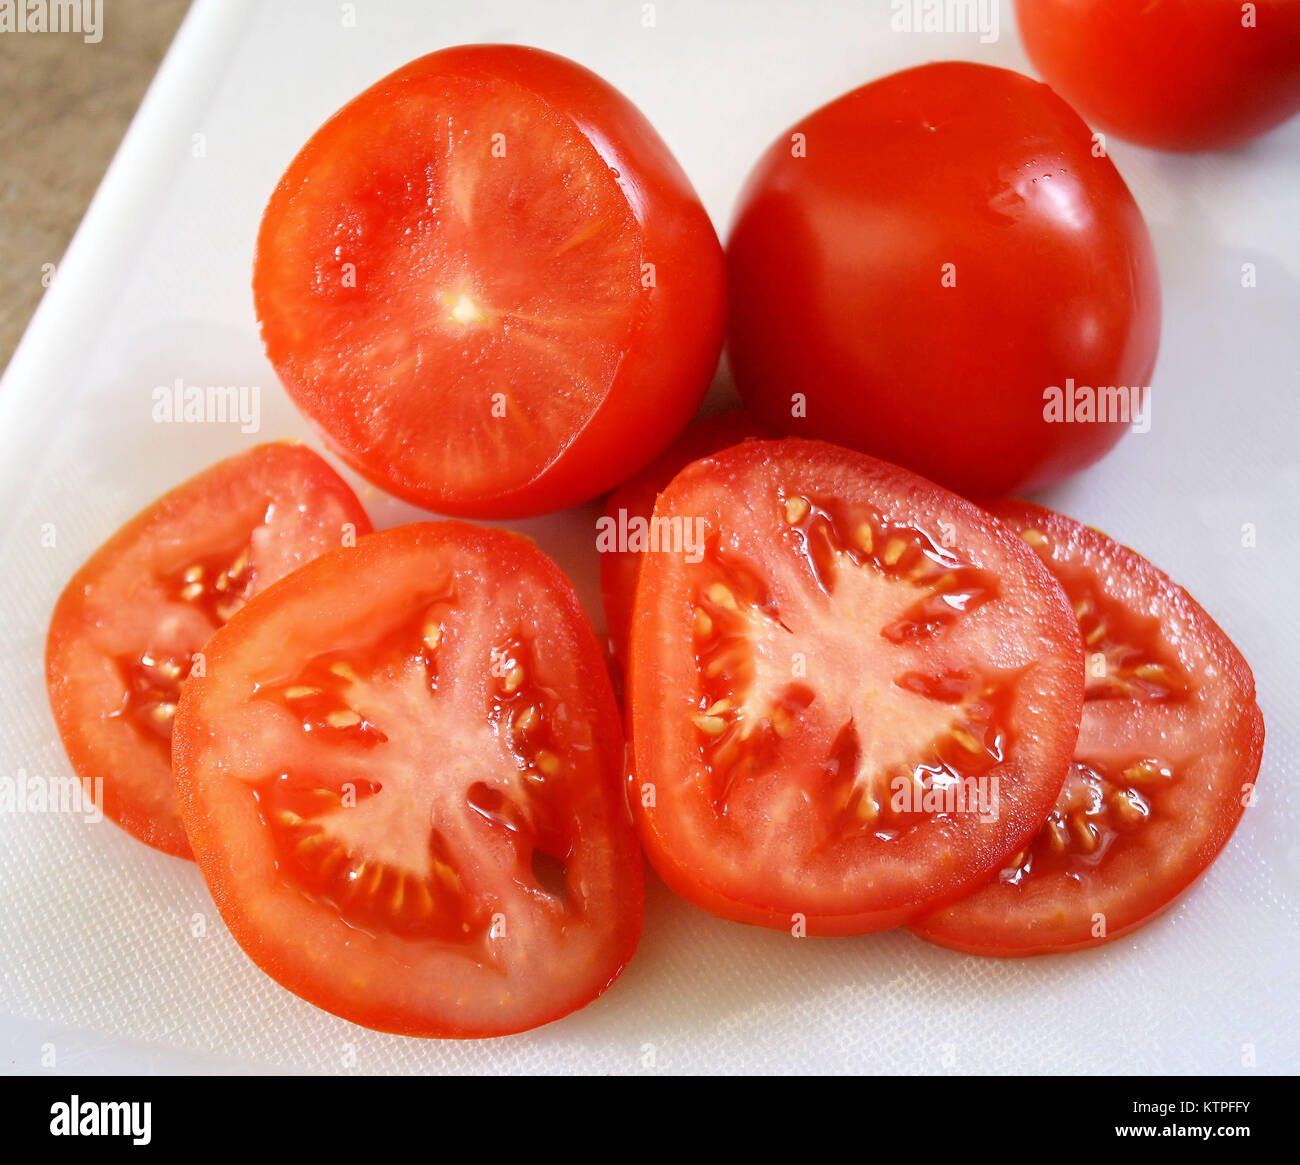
[[0, 0, 189, 375]]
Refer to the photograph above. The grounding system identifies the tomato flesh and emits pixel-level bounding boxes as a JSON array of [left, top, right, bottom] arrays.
[[912, 500, 1265, 955], [255, 45, 725, 518], [45, 443, 371, 859], [629, 440, 1084, 934], [173, 522, 642, 1038], [600, 409, 767, 669]]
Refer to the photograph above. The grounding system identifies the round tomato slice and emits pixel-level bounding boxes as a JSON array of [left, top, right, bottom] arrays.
[[254, 44, 725, 519], [912, 500, 1265, 956], [599, 409, 767, 669], [172, 522, 642, 1038], [629, 439, 1084, 935], [45, 442, 371, 860]]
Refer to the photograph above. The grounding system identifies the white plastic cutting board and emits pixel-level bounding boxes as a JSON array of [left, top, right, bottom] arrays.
[[1, 0, 1297, 1075]]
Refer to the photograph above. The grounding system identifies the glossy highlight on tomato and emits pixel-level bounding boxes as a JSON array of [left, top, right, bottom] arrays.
[[913, 500, 1265, 955], [173, 522, 642, 1037], [45, 442, 371, 859], [1016, 0, 1300, 152], [629, 439, 1084, 935], [255, 44, 726, 519], [726, 61, 1161, 498]]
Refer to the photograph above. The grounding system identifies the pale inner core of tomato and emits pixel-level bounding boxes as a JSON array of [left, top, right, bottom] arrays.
[[247, 592, 582, 947], [685, 492, 1018, 847]]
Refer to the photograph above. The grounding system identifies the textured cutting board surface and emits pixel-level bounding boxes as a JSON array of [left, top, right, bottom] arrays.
[[0, 0, 1296, 1074]]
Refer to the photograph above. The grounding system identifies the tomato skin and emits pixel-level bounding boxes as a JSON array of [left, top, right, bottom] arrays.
[[726, 61, 1161, 499], [173, 522, 642, 1038], [255, 44, 726, 519], [629, 439, 1085, 936], [45, 442, 371, 860], [913, 500, 1265, 956], [600, 409, 767, 669], [1017, 0, 1300, 151]]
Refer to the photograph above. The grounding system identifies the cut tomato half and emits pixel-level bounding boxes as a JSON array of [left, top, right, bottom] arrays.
[[629, 439, 1084, 935], [172, 522, 642, 1037], [45, 442, 371, 859], [912, 500, 1265, 955], [254, 44, 725, 518], [599, 409, 767, 669]]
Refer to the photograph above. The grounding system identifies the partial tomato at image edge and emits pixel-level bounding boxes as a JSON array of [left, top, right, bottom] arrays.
[[1015, 0, 1300, 152]]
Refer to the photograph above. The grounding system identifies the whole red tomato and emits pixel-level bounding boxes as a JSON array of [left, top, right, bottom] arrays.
[[255, 45, 725, 519], [726, 62, 1161, 499], [1016, 0, 1300, 151]]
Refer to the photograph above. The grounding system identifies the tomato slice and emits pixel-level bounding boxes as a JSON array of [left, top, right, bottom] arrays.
[[912, 500, 1265, 955], [254, 44, 725, 519], [172, 522, 642, 1037], [45, 442, 371, 860], [629, 439, 1084, 935], [599, 409, 767, 669]]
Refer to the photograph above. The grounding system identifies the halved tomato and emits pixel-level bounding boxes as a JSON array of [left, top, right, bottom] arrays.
[[912, 500, 1264, 955], [629, 439, 1084, 935], [254, 44, 726, 519], [172, 522, 642, 1037], [45, 442, 371, 859], [599, 409, 766, 669]]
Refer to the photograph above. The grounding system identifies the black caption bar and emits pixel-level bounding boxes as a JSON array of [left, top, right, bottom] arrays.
[[0, 1073, 1288, 1151]]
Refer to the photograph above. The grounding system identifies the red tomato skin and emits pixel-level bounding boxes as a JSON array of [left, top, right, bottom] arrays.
[[173, 522, 643, 1038], [255, 45, 726, 519], [1017, 0, 1300, 152], [726, 61, 1161, 499], [913, 500, 1265, 956], [45, 443, 372, 860], [600, 409, 768, 669]]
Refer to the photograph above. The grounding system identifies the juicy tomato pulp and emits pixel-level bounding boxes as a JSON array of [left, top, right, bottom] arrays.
[[629, 440, 1085, 934], [45, 443, 370, 859], [254, 44, 726, 519], [726, 61, 1161, 498], [600, 409, 766, 670], [1016, 0, 1300, 152], [913, 501, 1264, 955], [172, 523, 642, 1037]]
